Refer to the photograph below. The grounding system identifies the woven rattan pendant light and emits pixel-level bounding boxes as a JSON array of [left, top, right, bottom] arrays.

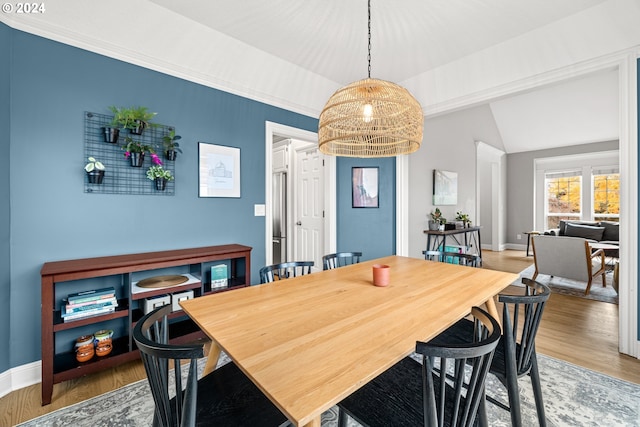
[[318, 0, 424, 158]]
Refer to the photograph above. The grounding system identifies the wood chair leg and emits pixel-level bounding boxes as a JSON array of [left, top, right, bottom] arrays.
[[584, 277, 593, 295], [530, 354, 547, 427]]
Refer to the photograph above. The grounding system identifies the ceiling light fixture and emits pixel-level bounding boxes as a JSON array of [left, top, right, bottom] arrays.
[[318, 0, 424, 158]]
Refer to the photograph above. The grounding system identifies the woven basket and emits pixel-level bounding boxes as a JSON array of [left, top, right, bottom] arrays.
[[318, 78, 423, 157]]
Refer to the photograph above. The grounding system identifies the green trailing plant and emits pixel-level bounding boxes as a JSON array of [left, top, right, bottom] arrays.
[[108, 106, 157, 130], [162, 129, 182, 153], [146, 165, 174, 181], [430, 208, 446, 225], [84, 157, 105, 173]]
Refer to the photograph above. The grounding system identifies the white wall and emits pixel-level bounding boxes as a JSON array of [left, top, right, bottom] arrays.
[[408, 104, 504, 258]]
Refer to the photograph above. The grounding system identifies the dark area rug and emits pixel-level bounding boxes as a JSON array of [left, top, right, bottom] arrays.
[[517, 264, 618, 304]]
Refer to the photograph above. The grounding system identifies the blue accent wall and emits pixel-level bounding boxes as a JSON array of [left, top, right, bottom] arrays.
[[3, 26, 324, 368], [0, 23, 11, 374], [337, 157, 396, 259]]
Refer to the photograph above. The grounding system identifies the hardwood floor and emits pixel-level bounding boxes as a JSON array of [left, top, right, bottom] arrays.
[[1, 249, 638, 426]]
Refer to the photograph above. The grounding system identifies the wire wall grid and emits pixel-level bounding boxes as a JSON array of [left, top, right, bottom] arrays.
[[84, 111, 176, 195]]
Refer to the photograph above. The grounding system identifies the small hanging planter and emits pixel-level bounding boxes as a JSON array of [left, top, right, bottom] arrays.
[[147, 165, 174, 191], [154, 177, 167, 191], [130, 120, 146, 135], [162, 130, 181, 161], [129, 152, 145, 167], [84, 157, 105, 185], [102, 127, 120, 144], [165, 150, 177, 161], [87, 170, 105, 184]]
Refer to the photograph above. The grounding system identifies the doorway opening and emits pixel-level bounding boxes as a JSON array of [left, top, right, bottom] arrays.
[[264, 122, 336, 270]]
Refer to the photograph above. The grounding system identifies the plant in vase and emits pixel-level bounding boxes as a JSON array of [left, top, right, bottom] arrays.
[[162, 129, 182, 161], [122, 136, 162, 167], [108, 105, 157, 135], [429, 208, 446, 230], [455, 211, 472, 228], [84, 156, 105, 184], [147, 165, 174, 191]]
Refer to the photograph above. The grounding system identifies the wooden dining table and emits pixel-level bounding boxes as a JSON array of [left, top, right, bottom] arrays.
[[180, 255, 518, 427]]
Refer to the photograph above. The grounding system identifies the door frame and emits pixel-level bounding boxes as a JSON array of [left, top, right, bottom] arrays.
[[265, 121, 336, 266]]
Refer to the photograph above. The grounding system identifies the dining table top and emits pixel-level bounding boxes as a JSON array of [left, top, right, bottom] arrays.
[[180, 255, 518, 427]]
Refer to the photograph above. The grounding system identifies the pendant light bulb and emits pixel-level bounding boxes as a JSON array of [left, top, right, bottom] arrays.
[[363, 103, 373, 123]]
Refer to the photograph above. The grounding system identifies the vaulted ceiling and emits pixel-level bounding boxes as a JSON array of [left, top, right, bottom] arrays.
[[3, 0, 639, 152]]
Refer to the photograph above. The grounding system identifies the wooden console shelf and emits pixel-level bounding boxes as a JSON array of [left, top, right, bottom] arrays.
[[40, 244, 251, 405]]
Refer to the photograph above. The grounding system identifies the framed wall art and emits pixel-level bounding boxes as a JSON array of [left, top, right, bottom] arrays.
[[433, 169, 457, 205], [352, 167, 379, 208], [198, 142, 241, 198]]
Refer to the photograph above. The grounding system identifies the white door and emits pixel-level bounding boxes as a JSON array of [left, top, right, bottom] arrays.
[[293, 143, 324, 271]]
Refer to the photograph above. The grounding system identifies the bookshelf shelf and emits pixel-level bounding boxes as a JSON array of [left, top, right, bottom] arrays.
[[41, 244, 251, 405], [52, 302, 129, 332]]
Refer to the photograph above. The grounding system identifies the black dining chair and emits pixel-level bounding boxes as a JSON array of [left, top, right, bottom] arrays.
[[133, 305, 288, 427], [423, 250, 481, 267], [435, 278, 551, 426], [337, 307, 501, 427], [259, 261, 314, 283], [322, 252, 362, 270]]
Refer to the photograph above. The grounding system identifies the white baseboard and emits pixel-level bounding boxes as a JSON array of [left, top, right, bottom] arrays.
[[0, 360, 41, 399], [504, 243, 527, 251], [481, 243, 511, 252]]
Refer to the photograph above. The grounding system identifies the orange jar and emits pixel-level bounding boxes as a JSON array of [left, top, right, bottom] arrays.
[[76, 344, 94, 363], [95, 341, 112, 357]]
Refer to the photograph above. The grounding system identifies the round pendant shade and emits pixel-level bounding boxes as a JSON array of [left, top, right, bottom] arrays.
[[318, 78, 424, 157]]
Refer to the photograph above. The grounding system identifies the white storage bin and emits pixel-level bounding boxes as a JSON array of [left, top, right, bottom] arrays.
[[172, 290, 194, 312], [143, 294, 170, 315]]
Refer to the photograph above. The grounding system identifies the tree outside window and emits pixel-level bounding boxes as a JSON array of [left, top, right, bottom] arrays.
[[546, 175, 581, 229], [593, 173, 620, 222]]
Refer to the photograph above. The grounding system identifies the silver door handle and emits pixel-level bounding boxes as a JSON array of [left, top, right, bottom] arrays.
[[296, 221, 302, 226]]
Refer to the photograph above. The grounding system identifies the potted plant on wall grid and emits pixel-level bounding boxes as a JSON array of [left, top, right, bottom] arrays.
[[84, 157, 105, 184], [122, 137, 162, 167], [162, 129, 182, 161], [108, 106, 157, 137], [147, 165, 174, 191]]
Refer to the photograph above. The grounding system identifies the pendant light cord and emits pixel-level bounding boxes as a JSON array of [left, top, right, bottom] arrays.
[[367, 0, 371, 79]]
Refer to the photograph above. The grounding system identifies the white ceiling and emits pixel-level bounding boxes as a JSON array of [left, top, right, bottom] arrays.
[[3, 0, 634, 153], [145, 0, 623, 153], [150, 0, 607, 85], [489, 69, 619, 153]]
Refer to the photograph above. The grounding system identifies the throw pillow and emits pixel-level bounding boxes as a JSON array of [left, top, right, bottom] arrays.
[[565, 223, 605, 241], [558, 220, 599, 236], [600, 221, 619, 242]]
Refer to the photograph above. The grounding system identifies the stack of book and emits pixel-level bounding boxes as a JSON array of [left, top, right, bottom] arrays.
[[61, 287, 118, 322]]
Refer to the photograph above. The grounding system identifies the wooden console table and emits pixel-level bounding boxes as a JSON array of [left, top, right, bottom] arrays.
[[423, 226, 483, 262]]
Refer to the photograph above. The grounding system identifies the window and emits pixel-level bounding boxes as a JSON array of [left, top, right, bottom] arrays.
[[535, 151, 620, 232], [592, 167, 620, 222], [545, 171, 581, 229]]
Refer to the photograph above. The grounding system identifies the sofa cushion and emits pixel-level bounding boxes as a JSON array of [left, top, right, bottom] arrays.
[[565, 223, 605, 241], [558, 220, 599, 236], [600, 221, 619, 242]]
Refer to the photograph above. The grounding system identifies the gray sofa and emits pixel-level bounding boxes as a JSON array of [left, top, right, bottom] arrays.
[[546, 220, 619, 257]]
